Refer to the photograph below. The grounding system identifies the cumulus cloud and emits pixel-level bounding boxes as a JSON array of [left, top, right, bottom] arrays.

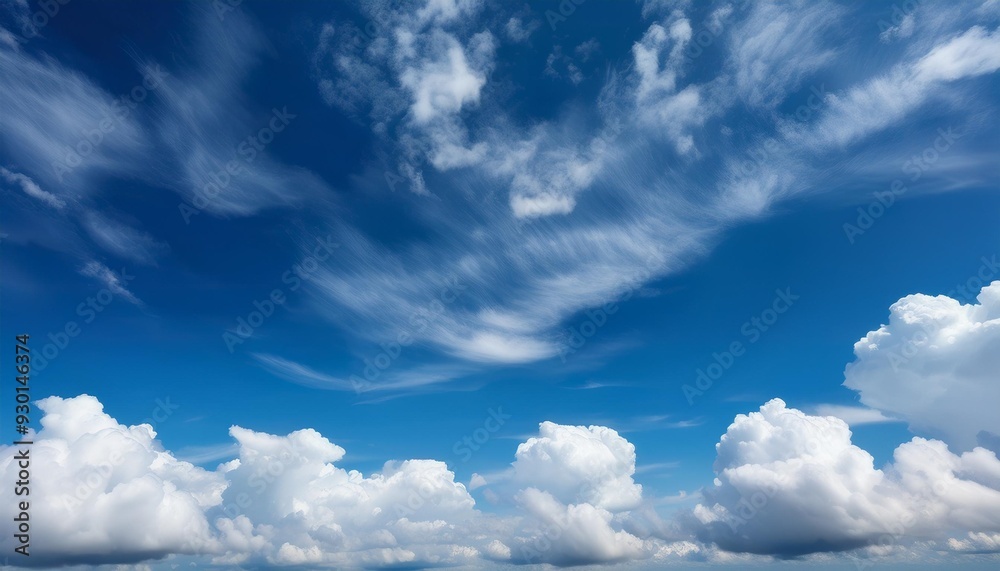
[[7, 391, 1000, 566], [211, 426, 484, 568], [2, 394, 696, 568], [508, 488, 648, 566], [0, 395, 225, 566], [692, 399, 1000, 557], [512, 421, 643, 511], [844, 281, 1000, 450]]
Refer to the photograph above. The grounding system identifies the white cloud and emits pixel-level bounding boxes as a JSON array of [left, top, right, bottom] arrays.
[[510, 192, 576, 218], [504, 16, 537, 43], [8, 392, 1000, 566], [251, 352, 467, 395], [633, 19, 690, 101], [1, 394, 686, 568], [801, 25, 1000, 149], [813, 404, 900, 426], [401, 32, 492, 124], [509, 488, 648, 566], [512, 421, 643, 511], [728, 1, 843, 108], [213, 425, 484, 568], [844, 281, 1000, 451], [693, 398, 1000, 556], [415, 0, 481, 26], [299, 1, 1000, 380], [0, 41, 148, 194], [0, 395, 226, 566], [81, 211, 168, 266], [0, 167, 65, 209], [914, 25, 1000, 82], [79, 261, 143, 306]]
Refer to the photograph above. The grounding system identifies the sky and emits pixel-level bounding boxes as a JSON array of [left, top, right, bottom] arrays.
[[0, 0, 999, 568]]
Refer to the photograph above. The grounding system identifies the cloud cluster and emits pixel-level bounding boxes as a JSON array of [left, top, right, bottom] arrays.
[[693, 398, 1000, 557], [844, 281, 1000, 451], [512, 421, 642, 511], [0, 8, 333, 295], [295, 0, 1000, 377], [0, 395, 225, 566], [0, 395, 683, 568], [8, 384, 1000, 568]]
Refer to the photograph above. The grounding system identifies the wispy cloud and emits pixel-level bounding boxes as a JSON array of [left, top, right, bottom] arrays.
[[0, 167, 65, 209], [252, 352, 470, 397], [813, 404, 901, 426], [79, 261, 142, 306]]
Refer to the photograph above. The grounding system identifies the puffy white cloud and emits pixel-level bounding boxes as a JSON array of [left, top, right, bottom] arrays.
[[508, 488, 648, 566], [0, 395, 226, 566], [512, 421, 642, 511], [9, 393, 1000, 566], [211, 425, 484, 568], [693, 399, 1000, 556], [401, 31, 492, 125], [844, 281, 1000, 450], [4, 394, 681, 568], [629, 17, 710, 154]]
